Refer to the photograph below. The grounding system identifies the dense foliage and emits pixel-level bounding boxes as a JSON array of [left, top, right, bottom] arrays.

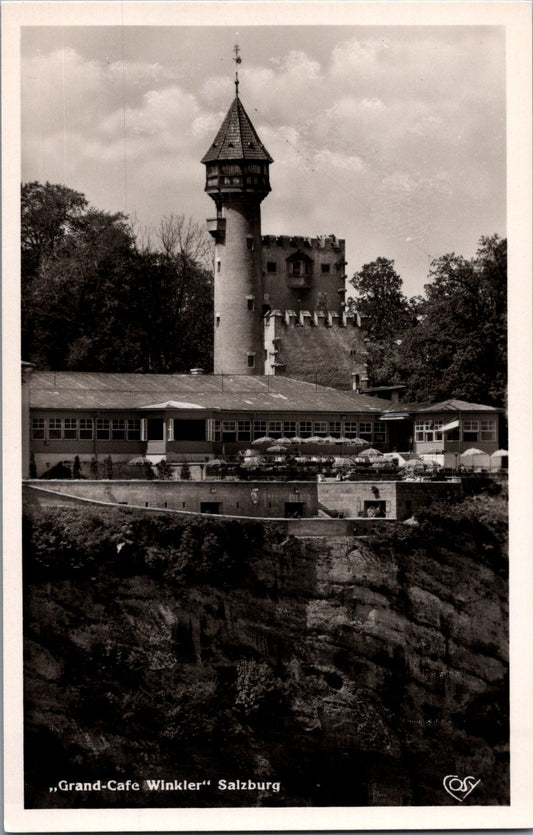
[[21, 182, 214, 373], [350, 236, 507, 407], [23, 500, 508, 808]]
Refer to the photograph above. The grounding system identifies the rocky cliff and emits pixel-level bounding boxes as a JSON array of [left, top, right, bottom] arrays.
[[23, 492, 508, 808]]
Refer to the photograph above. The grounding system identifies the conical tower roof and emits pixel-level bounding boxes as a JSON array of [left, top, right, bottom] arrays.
[[201, 96, 273, 164]]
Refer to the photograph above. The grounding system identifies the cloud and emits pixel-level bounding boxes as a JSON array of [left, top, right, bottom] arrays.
[[20, 28, 505, 294]]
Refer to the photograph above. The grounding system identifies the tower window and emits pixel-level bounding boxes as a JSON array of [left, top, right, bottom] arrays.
[[289, 260, 309, 277], [246, 236, 255, 251], [216, 314, 220, 328], [321, 263, 331, 273], [247, 353, 256, 368], [266, 261, 277, 273], [216, 260, 221, 272], [247, 296, 255, 311]]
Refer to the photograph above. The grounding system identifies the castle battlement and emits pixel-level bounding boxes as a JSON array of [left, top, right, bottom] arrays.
[[265, 309, 363, 328], [262, 234, 345, 253]]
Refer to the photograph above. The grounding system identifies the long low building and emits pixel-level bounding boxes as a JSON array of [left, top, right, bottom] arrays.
[[24, 370, 393, 476], [23, 369, 504, 477]]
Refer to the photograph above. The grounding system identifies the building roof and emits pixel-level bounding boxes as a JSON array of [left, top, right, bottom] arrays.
[[29, 372, 388, 415], [384, 398, 500, 415], [338, 390, 393, 412], [201, 96, 273, 164]]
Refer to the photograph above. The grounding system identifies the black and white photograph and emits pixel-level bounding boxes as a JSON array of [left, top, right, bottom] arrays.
[[3, 1, 532, 831]]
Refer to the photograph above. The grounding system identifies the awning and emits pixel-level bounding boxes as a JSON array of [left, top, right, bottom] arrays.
[[379, 413, 409, 421], [441, 419, 460, 432]]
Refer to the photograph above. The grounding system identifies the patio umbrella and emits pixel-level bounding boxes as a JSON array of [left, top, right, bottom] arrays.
[[460, 447, 486, 471], [491, 449, 508, 457], [128, 456, 149, 465], [460, 447, 485, 457], [240, 457, 260, 468], [206, 458, 223, 467], [400, 458, 423, 469], [305, 435, 327, 444], [277, 436, 293, 445], [347, 437, 367, 446], [333, 457, 351, 468], [290, 436, 304, 445], [322, 435, 338, 445], [266, 444, 288, 454], [359, 447, 384, 458], [252, 435, 275, 446]]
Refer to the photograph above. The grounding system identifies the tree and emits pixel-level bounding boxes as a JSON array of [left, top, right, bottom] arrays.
[[73, 455, 82, 479], [132, 214, 214, 372], [21, 181, 88, 279], [22, 183, 214, 373], [393, 236, 507, 406], [349, 258, 416, 385], [350, 258, 415, 341]]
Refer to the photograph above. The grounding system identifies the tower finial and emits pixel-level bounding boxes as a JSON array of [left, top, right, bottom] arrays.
[[233, 39, 242, 96]]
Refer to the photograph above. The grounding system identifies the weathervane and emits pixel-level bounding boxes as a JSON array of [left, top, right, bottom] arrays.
[[233, 40, 242, 96]]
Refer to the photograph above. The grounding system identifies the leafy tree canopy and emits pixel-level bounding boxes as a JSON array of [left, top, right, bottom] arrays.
[[387, 235, 507, 406], [22, 182, 214, 373], [349, 257, 416, 341]]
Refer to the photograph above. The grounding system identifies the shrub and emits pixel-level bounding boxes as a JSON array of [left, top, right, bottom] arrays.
[[40, 461, 71, 480], [234, 660, 283, 718], [156, 459, 173, 480], [180, 462, 192, 480], [72, 455, 82, 479], [103, 456, 113, 480]]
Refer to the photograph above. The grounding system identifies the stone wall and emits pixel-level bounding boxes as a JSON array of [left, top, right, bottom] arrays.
[[264, 310, 368, 390], [318, 480, 462, 519], [23, 479, 318, 518]]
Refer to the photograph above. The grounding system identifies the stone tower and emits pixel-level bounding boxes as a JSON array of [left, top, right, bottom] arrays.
[[201, 82, 273, 375]]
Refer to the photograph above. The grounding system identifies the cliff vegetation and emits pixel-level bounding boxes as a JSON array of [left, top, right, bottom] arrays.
[[23, 492, 508, 808]]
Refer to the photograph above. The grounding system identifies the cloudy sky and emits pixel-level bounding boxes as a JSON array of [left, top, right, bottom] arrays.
[[21, 22, 506, 295]]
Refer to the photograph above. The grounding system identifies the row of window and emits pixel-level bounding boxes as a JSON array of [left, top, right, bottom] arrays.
[[265, 261, 335, 274], [206, 419, 386, 443], [414, 419, 497, 443], [32, 417, 386, 444], [32, 418, 141, 441]]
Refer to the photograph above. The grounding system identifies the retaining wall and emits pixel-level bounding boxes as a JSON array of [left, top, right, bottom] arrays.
[[23, 479, 318, 519]]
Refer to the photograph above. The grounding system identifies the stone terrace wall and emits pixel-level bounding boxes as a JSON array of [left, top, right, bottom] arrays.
[[318, 481, 462, 519], [23, 479, 318, 519]]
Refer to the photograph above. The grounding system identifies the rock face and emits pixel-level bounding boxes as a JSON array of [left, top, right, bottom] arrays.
[[23, 496, 508, 808]]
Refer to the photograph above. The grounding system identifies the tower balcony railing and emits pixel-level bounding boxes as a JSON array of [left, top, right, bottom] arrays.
[[206, 217, 226, 241], [286, 275, 312, 288]]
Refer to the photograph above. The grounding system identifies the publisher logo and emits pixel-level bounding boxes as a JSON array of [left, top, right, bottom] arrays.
[[443, 774, 480, 802]]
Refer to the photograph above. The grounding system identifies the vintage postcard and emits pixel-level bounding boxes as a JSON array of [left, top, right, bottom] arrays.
[[2, 1, 532, 831]]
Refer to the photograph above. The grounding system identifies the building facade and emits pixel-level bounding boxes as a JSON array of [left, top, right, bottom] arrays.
[[25, 371, 392, 476]]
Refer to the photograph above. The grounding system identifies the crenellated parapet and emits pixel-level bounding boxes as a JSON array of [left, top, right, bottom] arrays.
[[262, 233, 345, 252], [264, 309, 364, 328], [263, 308, 369, 390]]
